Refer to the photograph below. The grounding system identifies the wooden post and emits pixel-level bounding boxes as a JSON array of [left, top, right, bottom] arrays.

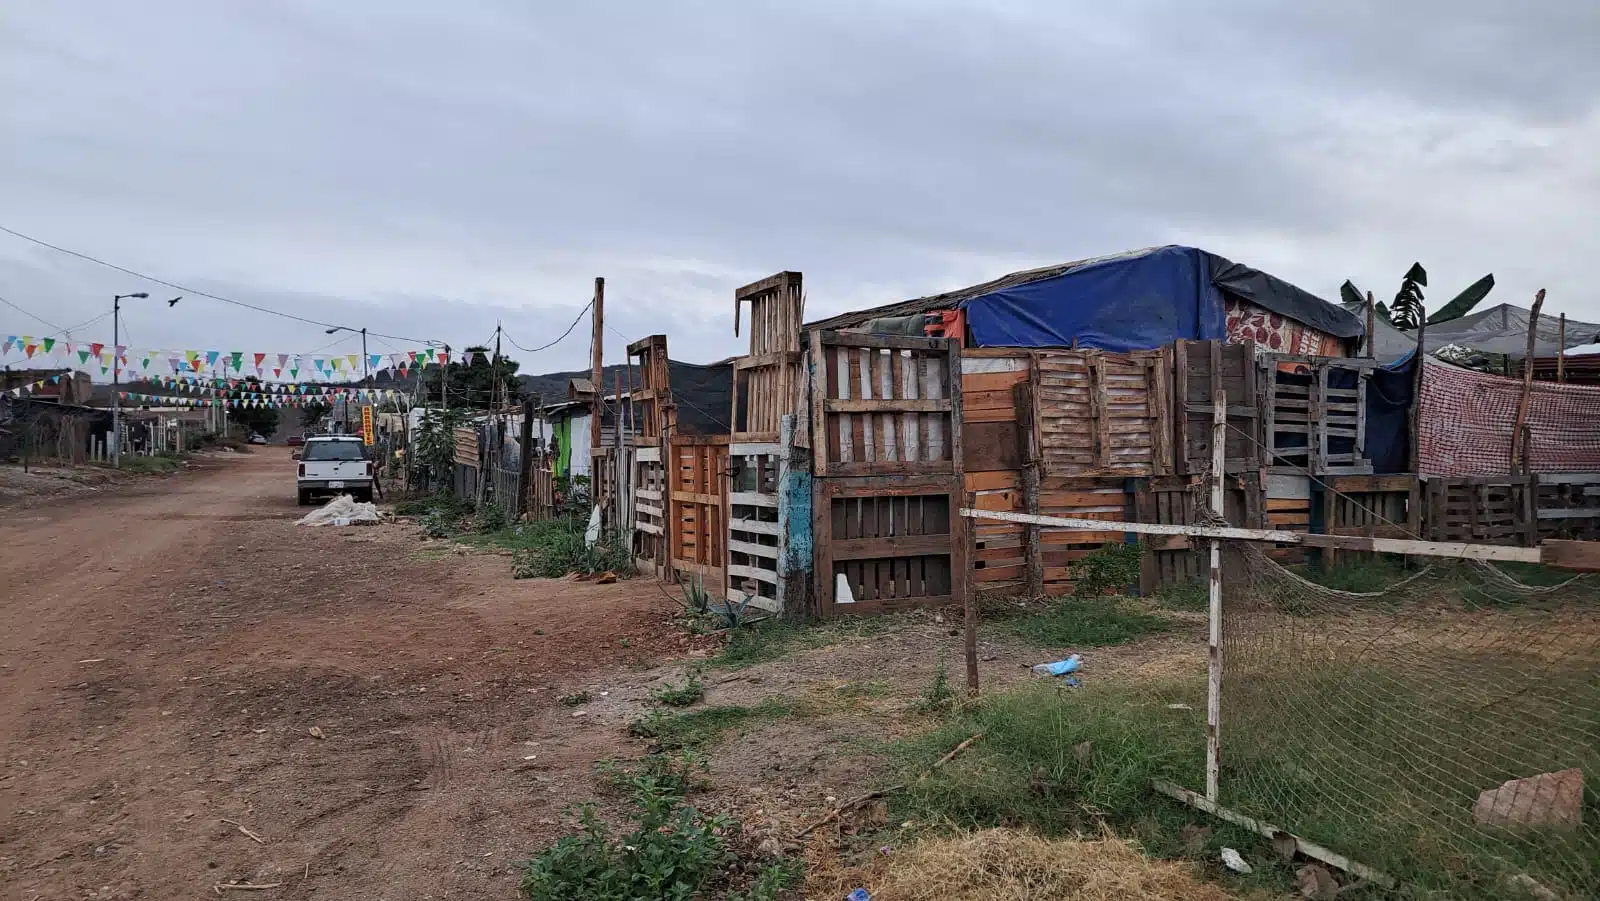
[[614, 369, 626, 535], [591, 277, 605, 459], [1206, 389, 1226, 802], [1511, 289, 1546, 473], [1365, 291, 1377, 359], [1408, 311, 1427, 475], [1557, 313, 1566, 383], [963, 486, 980, 697], [516, 398, 535, 519]]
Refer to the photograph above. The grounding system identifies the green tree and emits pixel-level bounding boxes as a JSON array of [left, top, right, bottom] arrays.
[[223, 376, 281, 438], [427, 346, 522, 410], [301, 401, 331, 429]]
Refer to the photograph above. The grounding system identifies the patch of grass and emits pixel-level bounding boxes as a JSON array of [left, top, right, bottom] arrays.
[[835, 679, 893, 699], [891, 680, 1206, 837], [1301, 556, 1413, 593], [628, 697, 805, 750], [707, 614, 902, 671], [913, 662, 956, 715], [1010, 597, 1171, 648], [651, 672, 705, 708], [1151, 578, 1207, 612], [558, 690, 591, 707], [109, 455, 182, 474], [474, 501, 510, 533]]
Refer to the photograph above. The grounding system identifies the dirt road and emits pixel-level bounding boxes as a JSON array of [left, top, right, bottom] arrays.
[[1, 449, 680, 900]]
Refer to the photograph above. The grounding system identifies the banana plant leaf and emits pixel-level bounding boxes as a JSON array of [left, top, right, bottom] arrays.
[[1426, 273, 1495, 325]]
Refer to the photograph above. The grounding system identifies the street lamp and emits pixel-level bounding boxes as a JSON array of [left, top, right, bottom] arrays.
[[110, 292, 150, 467], [324, 325, 370, 381]]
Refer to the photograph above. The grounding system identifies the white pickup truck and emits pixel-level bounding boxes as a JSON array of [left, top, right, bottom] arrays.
[[295, 436, 375, 505]]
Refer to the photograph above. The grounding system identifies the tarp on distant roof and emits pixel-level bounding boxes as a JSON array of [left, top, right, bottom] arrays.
[[1341, 301, 1600, 364], [812, 245, 1362, 353]]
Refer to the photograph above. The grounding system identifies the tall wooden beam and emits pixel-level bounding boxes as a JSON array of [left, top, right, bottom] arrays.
[[1511, 289, 1546, 473]]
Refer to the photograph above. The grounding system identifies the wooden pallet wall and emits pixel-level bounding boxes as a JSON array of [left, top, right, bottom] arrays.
[[669, 437, 728, 594], [727, 442, 781, 612], [1174, 339, 1260, 475], [1261, 355, 1375, 475], [811, 331, 966, 615], [732, 272, 806, 444], [1032, 348, 1172, 478]]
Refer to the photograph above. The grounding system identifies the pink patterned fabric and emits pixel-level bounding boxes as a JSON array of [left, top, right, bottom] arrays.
[[1419, 358, 1600, 475], [1224, 297, 1346, 355]]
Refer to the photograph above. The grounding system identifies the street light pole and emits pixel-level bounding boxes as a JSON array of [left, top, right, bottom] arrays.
[[110, 292, 149, 467]]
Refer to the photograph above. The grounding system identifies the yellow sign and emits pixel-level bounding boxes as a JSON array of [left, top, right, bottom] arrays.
[[361, 405, 375, 445]]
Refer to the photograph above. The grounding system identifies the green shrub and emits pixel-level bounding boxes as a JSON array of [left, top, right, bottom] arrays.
[[519, 771, 735, 901], [511, 526, 635, 580], [914, 662, 956, 714], [652, 672, 705, 708], [1071, 542, 1143, 597], [627, 698, 802, 751], [475, 501, 510, 533]]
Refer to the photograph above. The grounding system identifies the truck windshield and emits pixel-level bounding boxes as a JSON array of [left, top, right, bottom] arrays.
[[301, 442, 366, 461]]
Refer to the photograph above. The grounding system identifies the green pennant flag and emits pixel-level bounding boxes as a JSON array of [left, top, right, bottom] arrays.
[[42, 337, 56, 354], [230, 352, 243, 371], [78, 349, 91, 364]]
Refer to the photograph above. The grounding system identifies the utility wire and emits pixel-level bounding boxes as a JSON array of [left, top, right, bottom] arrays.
[[0, 222, 435, 344], [502, 300, 593, 354], [0, 293, 68, 335]]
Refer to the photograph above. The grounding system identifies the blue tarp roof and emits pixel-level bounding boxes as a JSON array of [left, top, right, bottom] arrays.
[[810, 245, 1365, 353]]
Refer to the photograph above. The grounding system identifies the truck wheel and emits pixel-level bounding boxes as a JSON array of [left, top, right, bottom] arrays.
[[297, 489, 311, 506], [355, 488, 373, 503]]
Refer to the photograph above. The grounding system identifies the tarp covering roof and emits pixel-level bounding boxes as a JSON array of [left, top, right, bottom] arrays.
[[1341, 301, 1600, 364], [666, 359, 733, 436], [809, 245, 1362, 352]]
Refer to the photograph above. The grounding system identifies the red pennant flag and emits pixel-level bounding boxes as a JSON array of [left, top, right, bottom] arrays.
[[90, 342, 104, 357], [254, 353, 267, 369]]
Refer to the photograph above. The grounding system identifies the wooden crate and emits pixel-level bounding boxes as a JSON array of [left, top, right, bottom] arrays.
[[669, 437, 728, 593], [813, 475, 967, 615], [732, 272, 806, 444], [810, 332, 962, 478], [1031, 348, 1172, 477], [1173, 339, 1261, 475]]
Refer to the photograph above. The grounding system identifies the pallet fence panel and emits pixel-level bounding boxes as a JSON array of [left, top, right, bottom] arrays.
[[1532, 473, 1600, 541], [1318, 474, 1419, 568], [961, 350, 1031, 595], [1262, 354, 1376, 476], [814, 476, 963, 615], [810, 330, 966, 615], [1421, 473, 1600, 545], [733, 272, 806, 445], [626, 335, 672, 442], [1137, 472, 1266, 592], [669, 436, 729, 595], [1033, 348, 1172, 478], [810, 332, 958, 478], [631, 445, 667, 574], [727, 441, 782, 611], [1174, 339, 1260, 475]]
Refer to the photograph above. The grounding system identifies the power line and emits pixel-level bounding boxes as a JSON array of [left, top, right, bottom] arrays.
[[0, 222, 435, 344], [0, 293, 68, 335], [502, 300, 593, 354]]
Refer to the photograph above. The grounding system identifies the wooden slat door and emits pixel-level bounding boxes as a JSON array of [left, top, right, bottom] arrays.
[[669, 437, 728, 593]]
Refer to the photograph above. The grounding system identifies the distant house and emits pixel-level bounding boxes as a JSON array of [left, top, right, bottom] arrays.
[[0, 367, 93, 405]]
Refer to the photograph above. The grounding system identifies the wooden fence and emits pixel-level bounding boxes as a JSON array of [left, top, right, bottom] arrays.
[[1422, 473, 1600, 545], [632, 446, 667, 575], [727, 441, 782, 611], [1262, 356, 1375, 475], [669, 436, 728, 595]]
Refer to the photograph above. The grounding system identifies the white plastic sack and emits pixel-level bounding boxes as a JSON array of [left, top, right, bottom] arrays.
[[297, 493, 382, 526], [584, 504, 601, 547]]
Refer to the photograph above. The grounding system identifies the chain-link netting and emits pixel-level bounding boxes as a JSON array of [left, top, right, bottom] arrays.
[[1218, 543, 1598, 898]]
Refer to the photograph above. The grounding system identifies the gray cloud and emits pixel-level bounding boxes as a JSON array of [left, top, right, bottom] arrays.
[[2, 1, 1595, 375]]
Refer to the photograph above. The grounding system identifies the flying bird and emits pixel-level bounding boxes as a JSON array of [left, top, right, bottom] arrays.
[[167, 296, 182, 306]]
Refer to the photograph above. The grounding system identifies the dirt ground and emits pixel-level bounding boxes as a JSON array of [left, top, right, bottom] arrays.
[[1, 448, 1203, 900]]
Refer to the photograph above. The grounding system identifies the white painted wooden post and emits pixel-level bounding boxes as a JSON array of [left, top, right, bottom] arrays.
[[1206, 389, 1226, 802]]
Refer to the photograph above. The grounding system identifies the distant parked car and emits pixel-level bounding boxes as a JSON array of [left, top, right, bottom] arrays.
[[248, 433, 268, 445], [287, 434, 305, 446]]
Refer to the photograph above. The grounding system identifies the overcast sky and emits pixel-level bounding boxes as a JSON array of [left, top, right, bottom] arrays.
[[3, 1, 1596, 377]]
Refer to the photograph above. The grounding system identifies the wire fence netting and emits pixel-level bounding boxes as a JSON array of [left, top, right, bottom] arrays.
[[1217, 543, 1598, 898]]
